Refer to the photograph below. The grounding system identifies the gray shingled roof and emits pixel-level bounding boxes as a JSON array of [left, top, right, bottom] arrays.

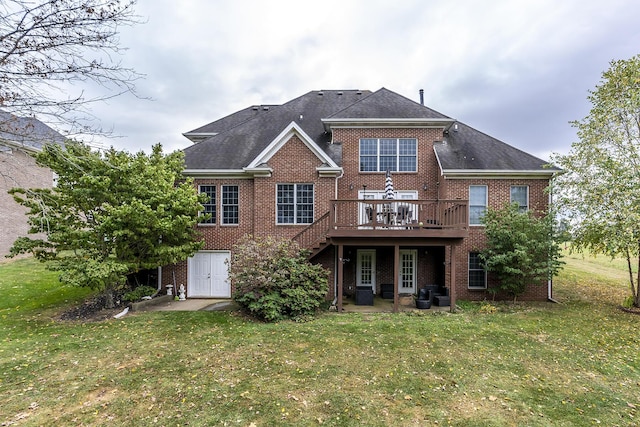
[[327, 87, 451, 120], [184, 104, 279, 139], [183, 90, 372, 169], [0, 111, 65, 151], [183, 88, 557, 174], [434, 122, 557, 172]]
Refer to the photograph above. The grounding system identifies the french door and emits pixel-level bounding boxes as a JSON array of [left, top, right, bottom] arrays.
[[356, 250, 376, 293]]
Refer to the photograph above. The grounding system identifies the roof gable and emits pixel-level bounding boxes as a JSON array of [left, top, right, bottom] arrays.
[[183, 90, 371, 171], [246, 121, 339, 174]]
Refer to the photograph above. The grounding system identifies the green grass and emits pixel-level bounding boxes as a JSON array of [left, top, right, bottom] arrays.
[[1, 254, 639, 426]]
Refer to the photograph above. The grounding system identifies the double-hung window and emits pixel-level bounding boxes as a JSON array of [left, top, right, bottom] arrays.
[[469, 185, 487, 225], [468, 252, 487, 289], [359, 138, 417, 172], [277, 184, 314, 224], [510, 185, 529, 212], [199, 185, 216, 224], [222, 185, 239, 225]]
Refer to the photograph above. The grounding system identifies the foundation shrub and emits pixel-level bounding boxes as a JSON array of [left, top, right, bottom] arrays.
[[229, 235, 329, 322]]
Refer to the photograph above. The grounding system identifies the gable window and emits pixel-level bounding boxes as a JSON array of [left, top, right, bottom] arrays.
[[510, 185, 529, 212], [359, 138, 417, 172], [277, 184, 313, 224], [199, 185, 216, 224], [469, 185, 487, 225], [222, 185, 239, 225], [468, 252, 487, 289]]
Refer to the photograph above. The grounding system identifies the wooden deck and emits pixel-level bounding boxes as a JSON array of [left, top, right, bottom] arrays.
[[293, 199, 468, 253]]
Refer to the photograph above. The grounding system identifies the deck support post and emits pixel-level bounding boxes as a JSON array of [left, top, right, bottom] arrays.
[[393, 244, 399, 313], [450, 245, 457, 313], [337, 244, 344, 313]]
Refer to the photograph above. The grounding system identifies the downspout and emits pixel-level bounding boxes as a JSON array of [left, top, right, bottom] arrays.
[[332, 169, 344, 308], [547, 180, 559, 303]]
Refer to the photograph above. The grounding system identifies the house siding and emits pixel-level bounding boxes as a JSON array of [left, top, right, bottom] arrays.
[[173, 89, 556, 305], [165, 134, 338, 297], [0, 147, 53, 258]]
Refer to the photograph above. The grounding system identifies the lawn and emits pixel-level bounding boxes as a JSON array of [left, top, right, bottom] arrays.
[[1, 254, 639, 426]]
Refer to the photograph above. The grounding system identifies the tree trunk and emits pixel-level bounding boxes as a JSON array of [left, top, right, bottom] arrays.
[[635, 252, 640, 308], [104, 289, 115, 309]]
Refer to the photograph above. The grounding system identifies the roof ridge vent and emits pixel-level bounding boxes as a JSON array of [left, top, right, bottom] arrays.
[[252, 106, 259, 111]]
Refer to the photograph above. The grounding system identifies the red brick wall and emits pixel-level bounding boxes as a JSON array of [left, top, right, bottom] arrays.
[[334, 128, 444, 199], [172, 126, 553, 303], [170, 134, 338, 295], [443, 178, 551, 301]]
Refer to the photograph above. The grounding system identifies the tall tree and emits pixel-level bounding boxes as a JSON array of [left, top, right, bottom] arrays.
[[480, 203, 563, 302], [552, 55, 640, 307], [9, 142, 206, 305], [0, 0, 142, 138]]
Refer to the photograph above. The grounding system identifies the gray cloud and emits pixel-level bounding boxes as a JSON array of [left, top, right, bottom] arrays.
[[82, 0, 640, 161]]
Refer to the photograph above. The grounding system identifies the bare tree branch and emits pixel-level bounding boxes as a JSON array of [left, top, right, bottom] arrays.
[[0, 0, 144, 138]]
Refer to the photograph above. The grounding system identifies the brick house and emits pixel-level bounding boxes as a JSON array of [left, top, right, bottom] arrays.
[[0, 112, 65, 259], [162, 88, 558, 311]]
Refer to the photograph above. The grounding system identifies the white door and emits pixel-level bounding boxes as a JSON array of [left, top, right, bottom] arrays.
[[356, 250, 376, 293], [187, 251, 231, 298], [399, 250, 417, 294]]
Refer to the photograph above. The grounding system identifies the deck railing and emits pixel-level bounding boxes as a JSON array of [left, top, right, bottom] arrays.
[[329, 199, 468, 231]]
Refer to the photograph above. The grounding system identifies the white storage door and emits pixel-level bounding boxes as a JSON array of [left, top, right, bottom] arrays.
[[187, 251, 231, 298]]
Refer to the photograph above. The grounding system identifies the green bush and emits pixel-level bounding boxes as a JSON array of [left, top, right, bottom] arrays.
[[123, 285, 157, 302], [229, 235, 329, 322]]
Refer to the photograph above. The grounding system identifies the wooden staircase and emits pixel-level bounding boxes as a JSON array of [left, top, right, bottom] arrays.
[[292, 211, 331, 258]]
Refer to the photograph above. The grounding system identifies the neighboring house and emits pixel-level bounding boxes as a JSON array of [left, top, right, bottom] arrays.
[[163, 88, 559, 311], [0, 112, 65, 258]]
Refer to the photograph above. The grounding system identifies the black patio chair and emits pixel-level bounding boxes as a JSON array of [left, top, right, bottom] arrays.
[[415, 287, 432, 309]]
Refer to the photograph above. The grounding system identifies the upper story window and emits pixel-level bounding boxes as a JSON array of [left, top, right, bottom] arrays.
[[469, 185, 487, 225], [222, 185, 239, 225], [510, 185, 529, 212], [277, 184, 314, 224], [199, 185, 216, 224], [359, 138, 417, 172]]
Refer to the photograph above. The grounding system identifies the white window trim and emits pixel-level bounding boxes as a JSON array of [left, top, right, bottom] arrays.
[[469, 185, 488, 226], [276, 183, 314, 225], [468, 252, 487, 290], [359, 138, 418, 172], [510, 185, 529, 212], [221, 184, 239, 226], [198, 184, 216, 226]]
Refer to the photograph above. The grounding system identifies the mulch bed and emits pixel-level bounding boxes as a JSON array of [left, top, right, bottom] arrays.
[[58, 294, 127, 322]]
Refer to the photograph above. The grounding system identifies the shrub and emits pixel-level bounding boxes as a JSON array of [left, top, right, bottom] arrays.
[[229, 235, 329, 322], [123, 285, 157, 302]]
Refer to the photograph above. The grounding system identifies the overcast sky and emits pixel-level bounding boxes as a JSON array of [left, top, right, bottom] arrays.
[[88, 0, 640, 161]]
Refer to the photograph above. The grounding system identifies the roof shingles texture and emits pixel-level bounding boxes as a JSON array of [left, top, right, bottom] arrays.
[[183, 88, 554, 173]]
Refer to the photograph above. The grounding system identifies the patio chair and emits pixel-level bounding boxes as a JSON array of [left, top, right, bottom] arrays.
[[415, 287, 432, 309], [397, 205, 412, 225], [381, 283, 394, 299], [355, 286, 374, 305]]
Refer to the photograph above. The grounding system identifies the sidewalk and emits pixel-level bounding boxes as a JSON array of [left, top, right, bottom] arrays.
[[130, 295, 237, 312]]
